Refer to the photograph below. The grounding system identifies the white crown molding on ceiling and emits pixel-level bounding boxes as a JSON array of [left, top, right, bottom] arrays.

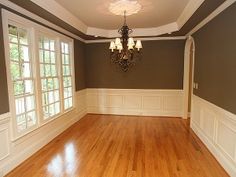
[[187, 0, 236, 36], [177, 0, 204, 29], [0, 0, 86, 42], [30, 0, 205, 38], [85, 36, 187, 44]]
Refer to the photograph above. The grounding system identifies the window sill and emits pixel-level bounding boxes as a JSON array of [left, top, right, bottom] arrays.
[[11, 107, 76, 144]]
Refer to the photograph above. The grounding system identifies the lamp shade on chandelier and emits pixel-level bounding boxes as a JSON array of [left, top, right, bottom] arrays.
[[109, 11, 142, 72]]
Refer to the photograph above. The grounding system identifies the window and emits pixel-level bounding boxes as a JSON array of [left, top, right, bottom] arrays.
[[39, 36, 60, 119], [61, 42, 73, 110], [8, 25, 37, 132], [4, 13, 75, 138]]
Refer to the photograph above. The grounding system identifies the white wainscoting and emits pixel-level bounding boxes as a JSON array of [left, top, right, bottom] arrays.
[[0, 89, 87, 176], [191, 95, 236, 176], [87, 89, 184, 117]]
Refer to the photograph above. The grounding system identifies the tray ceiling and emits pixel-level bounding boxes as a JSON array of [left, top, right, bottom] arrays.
[[54, 0, 190, 29]]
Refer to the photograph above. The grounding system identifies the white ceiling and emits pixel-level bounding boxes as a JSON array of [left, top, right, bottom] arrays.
[[55, 0, 190, 29], [30, 0, 204, 37]]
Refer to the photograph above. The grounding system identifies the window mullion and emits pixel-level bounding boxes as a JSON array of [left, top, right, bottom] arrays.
[[31, 30, 44, 126], [57, 39, 65, 113]]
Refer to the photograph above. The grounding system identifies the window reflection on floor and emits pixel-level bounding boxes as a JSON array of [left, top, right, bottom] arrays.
[[47, 143, 77, 176]]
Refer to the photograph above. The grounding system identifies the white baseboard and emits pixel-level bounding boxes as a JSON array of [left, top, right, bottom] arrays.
[[86, 88, 184, 117], [191, 95, 236, 176]]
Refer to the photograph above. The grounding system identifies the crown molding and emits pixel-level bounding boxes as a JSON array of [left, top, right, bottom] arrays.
[[29, 0, 204, 38], [30, 0, 87, 33], [187, 0, 236, 36], [177, 0, 204, 29], [85, 36, 187, 44], [87, 22, 179, 38], [0, 0, 86, 42]]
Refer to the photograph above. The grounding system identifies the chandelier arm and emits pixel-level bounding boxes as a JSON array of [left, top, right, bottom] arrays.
[[109, 10, 142, 72]]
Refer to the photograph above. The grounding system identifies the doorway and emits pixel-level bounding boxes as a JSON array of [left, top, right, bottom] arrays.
[[183, 36, 195, 119]]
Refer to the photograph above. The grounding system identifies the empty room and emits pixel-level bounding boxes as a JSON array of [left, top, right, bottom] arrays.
[[0, 0, 236, 176]]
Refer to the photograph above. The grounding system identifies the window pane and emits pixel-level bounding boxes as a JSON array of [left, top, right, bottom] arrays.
[[47, 78, 54, 90], [51, 52, 55, 63], [17, 114, 26, 131], [64, 87, 72, 98], [63, 77, 72, 87], [20, 46, 29, 62], [54, 90, 59, 102], [43, 106, 50, 119], [50, 40, 55, 51], [42, 92, 49, 106], [10, 61, 21, 80], [49, 104, 55, 116], [24, 80, 33, 94], [55, 102, 60, 114], [23, 63, 31, 78], [64, 97, 72, 110], [44, 51, 50, 63], [44, 38, 50, 50], [27, 111, 36, 127], [48, 91, 54, 104], [51, 65, 56, 77], [10, 43, 19, 61], [62, 54, 69, 65], [15, 98, 25, 115], [41, 79, 47, 91], [64, 43, 69, 54], [63, 65, 70, 76], [68, 97, 72, 108], [54, 78, 59, 89], [14, 81, 24, 96], [26, 96, 35, 111], [45, 64, 51, 77], [18, 28, 28, 45]]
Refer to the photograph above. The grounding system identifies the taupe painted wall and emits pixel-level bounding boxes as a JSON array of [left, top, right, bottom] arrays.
[[193, 3, 236, 114], [0, 8, 10, 114], [85, 40, 185, 89], [74, 40, 86, 90]]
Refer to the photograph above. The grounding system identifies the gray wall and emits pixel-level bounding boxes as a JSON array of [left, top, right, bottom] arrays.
[[85, 40, 185, 89], [193, 3, 236, 114], [0, 8, 10, 114]]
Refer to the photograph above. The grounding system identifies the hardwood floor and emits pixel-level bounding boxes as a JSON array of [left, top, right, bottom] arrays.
[[6, 114, 229, 177]]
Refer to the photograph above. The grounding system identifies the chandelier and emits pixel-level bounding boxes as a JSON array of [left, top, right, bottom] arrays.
[[109, 11, 142, 72]]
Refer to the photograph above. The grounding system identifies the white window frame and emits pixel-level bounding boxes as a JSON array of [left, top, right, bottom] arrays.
[[60, 39, 75, 112], [2, 10, 75, 140]]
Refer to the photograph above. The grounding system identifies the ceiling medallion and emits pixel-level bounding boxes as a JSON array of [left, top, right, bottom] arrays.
[[109, 11, 143, 72], [109, 0, 142, 16]]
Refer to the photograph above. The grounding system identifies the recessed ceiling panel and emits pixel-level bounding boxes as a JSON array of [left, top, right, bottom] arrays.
[[55, 0, 190, 29]]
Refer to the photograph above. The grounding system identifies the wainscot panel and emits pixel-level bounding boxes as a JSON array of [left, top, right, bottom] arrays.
[[86, 88, 183, 117], [191, 95, 236, 177]]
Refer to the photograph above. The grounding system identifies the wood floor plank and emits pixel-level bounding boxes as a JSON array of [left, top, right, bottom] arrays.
[[5, 114, 229, 177]]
